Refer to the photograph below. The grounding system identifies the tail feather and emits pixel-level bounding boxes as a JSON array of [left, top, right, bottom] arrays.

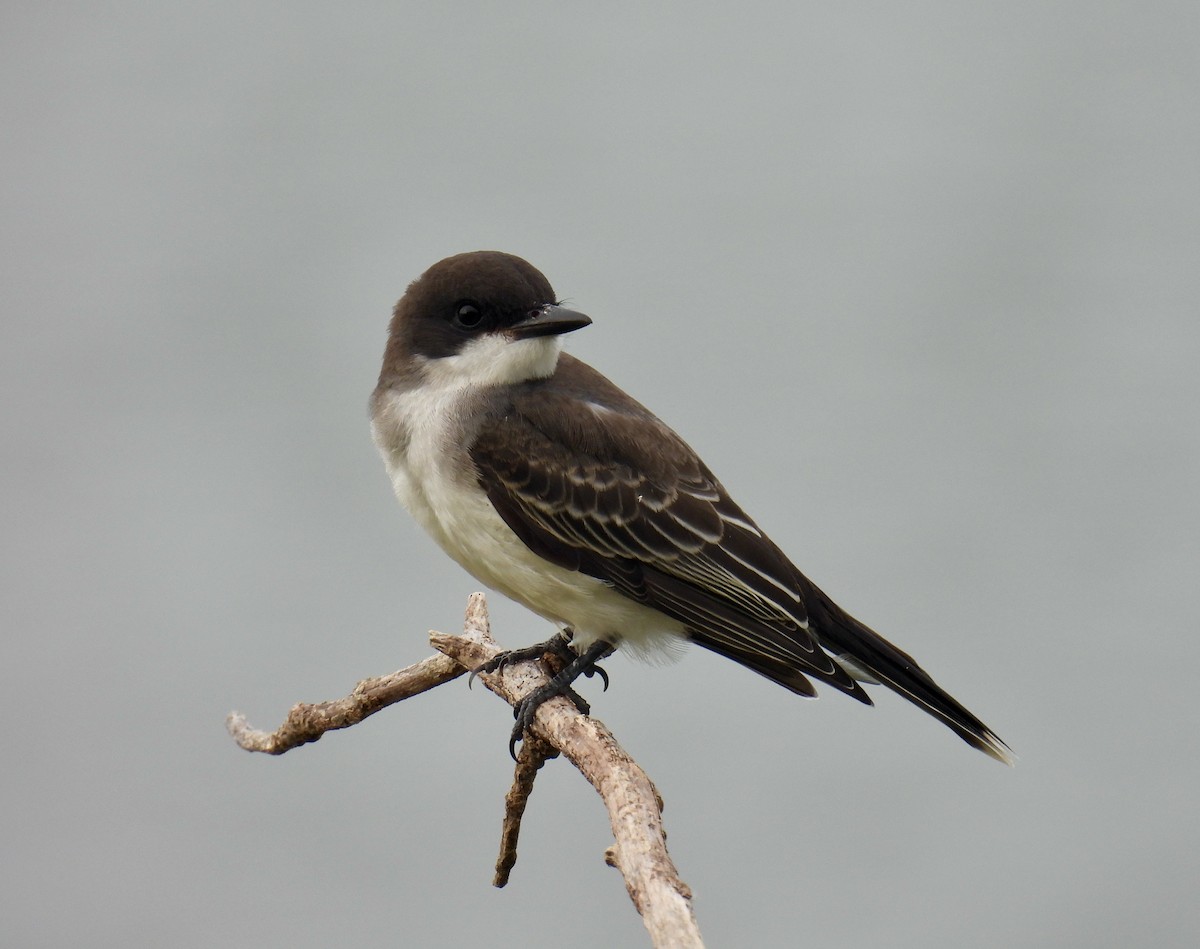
[[806, 582, 1015, 765]]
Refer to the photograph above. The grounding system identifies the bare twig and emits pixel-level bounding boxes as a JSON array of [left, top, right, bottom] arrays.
[[432, 629, 703, 949], [226, 593, 493, 753], [227, 593, 704, 948], [493, 735, 558, 887]]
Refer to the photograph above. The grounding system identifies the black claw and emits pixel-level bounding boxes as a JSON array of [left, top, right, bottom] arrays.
[[502, 639, 615, 759], [469, 660, 495, 689], [585, 663, 610, 692]]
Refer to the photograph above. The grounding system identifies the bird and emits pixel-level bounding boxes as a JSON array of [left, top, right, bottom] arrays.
[[370, 251, 1012, 764]]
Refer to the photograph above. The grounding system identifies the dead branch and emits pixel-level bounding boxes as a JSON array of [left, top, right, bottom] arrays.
[[226, 651, 467, 754], [227, 593, 704, 949], [431, 627, 701, 947], [493, 734, 558, 887]]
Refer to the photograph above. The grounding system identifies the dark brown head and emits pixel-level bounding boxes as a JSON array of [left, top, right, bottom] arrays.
[[378, 252, 590, 388]]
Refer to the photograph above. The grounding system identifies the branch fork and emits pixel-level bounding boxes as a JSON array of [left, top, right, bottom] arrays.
[[227, 593, 703, 948]]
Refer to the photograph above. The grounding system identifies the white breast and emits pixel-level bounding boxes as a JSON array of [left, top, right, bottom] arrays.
[[371, 345, 687, 655]]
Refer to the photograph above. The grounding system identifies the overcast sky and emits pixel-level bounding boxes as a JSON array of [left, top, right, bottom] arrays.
[[3, 2, 1198, 947]]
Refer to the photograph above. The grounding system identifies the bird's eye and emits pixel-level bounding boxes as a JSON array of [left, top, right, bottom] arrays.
[[453, 302, 484, 330]]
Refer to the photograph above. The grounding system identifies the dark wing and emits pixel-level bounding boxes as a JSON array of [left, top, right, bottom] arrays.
[[469, 355, 869, 703], [470, 357, 1014, 763]]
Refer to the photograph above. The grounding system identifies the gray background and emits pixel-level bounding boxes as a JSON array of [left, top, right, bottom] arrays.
[[4, 2, 1197, 947]]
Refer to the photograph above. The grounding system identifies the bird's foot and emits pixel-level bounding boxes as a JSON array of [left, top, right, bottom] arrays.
[[484, 637, 615, 759], [468, 630, 577, 688]]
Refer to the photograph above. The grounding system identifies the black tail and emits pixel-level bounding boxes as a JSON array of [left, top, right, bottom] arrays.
[[805, 581, 1014, 765]]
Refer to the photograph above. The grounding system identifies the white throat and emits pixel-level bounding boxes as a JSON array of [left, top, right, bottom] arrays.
[[417, 333, 564, 390]]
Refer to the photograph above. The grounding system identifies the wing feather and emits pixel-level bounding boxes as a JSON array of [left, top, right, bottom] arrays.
[[468, 355, 1010, 760], [470, 363, 867, 700]]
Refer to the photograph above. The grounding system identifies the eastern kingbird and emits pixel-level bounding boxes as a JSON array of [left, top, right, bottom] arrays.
[[371, 251, 1012, 764]]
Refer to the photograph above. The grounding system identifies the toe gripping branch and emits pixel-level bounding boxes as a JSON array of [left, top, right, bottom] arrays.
[[470, 631, 614, 758]]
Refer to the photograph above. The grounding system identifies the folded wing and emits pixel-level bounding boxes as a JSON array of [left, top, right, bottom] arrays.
[[469, 355, 1012, 762]]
